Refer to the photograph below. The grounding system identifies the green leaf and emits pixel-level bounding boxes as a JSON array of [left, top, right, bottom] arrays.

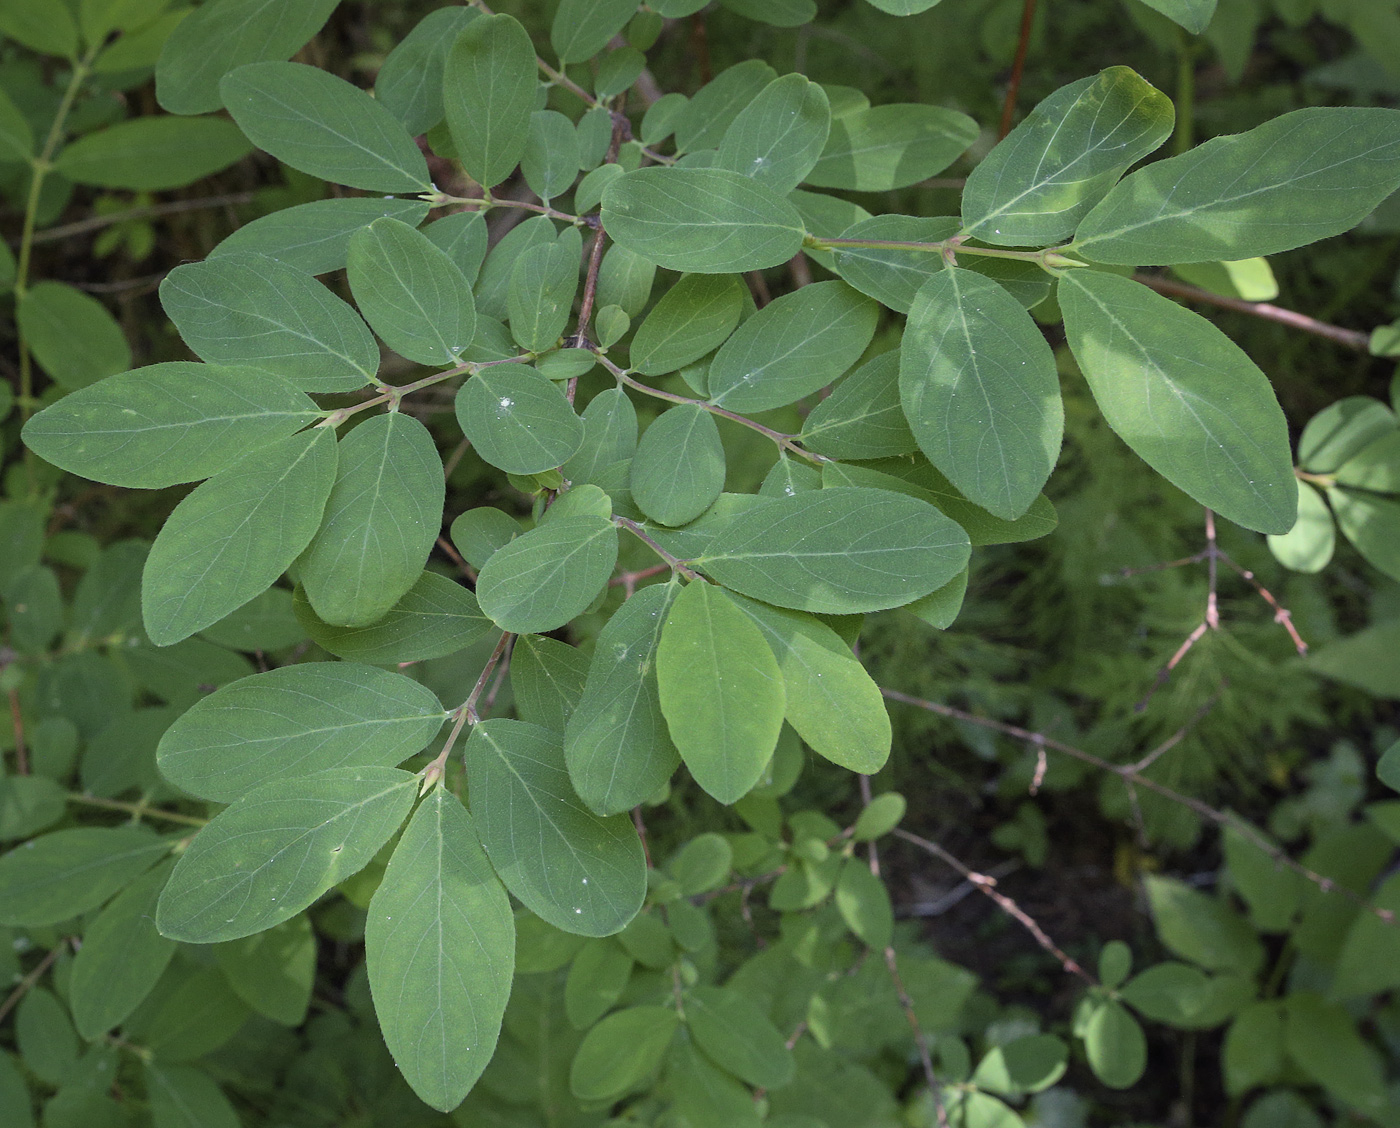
[[686, 984, 794, 1088], [805, 104, 978, 191], [1334, 430, 1400, 492], [900, 266, 1062, 519], [513, 635, 590, 732], [728, 593, 890, 774], [565, 939, 633, 1029], [295, 572, 490, 664], [0, 774, 65, 839], [0, 825, 166, 927], [348, 218, 476, 366], [444, 14, 537, 189], [299, 413, 445, 627], [476, 516, 617, 634], [213, 915, 315, 1026], [630, 273, 747, 376], [0, 0, 77, 57], [552, 0, 638, 63], [716, 74, 830, 195], [1329, 872, 1400, 999], [1083, 999, 1146, 1089], [474, 216, 558, 321], [145, 1063, 242, 1128], [422, 211, 489, 286], [698, 487, 970, 614], [155, 0, 338, 115], [828, 215, 960, 314], [524, 110, 582, 201], [673, 61, 777, 152], [456, 367, 585, 476], [1059, 269, 1294, 534], [835, 861, 894, 950], [569, 1006, 679, 1100], [367, 788, 515, 1111], [1223, 1002, 1284, 1096], [142, 428, 338, 646], [451, 507, 522, 569], [1380, 741, 1400, 793], [801, 351, 918, 459], [221, 62, 431, 192], [0, 87, 34, 162], [16, 989, 76, 1085], [565, 582, 683, 816], [657, 580, 785, 804], [69, 862, 176, 1039], [708, 281, 877, 412], [16, 282, 131, 391], [1284, 993, 1388, 1115], [1267, 481, 1334, 574], [1223, 824, 1302, 932], [375, 6, 479, 136], [596, 244, 657, 319], [668, 833, 733, 894], [466, 719, 647, 936], [1074, 107, 1400, 264], [602, 167, 806, 273], [1328, 488, 1400, 582], [1118, 961, 1210, 1025], [161, 252, 378, 392], [23, 362, 319, 489], [509, 237, 581, 352], [211, 197, 431, 276], [631, 405, 726, 527], [1309, 618, 1400, 699], [961, 68, 1173, 246], [1144, 875, 1264, 975], [853, 793, 906, 842], [157, 661, 445, 802], [971, 1035, 1068, 1099], [157, 766, 416, 943], [1298, 396, 1395, 473], [0, 1052, 34, 1128], [56, 115, 251, 192], [1137, 0, 1217, 33]]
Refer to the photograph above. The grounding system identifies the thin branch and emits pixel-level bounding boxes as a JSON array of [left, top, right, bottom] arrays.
[[1130, 689, 1225, 774], [614, 517, 699, 579], [66, 793, 208, 827], [880, 688, 1396, 926], [8, 686, 27, 774], [633, 807, 652, 869], [999, 0, 1039, 138], [0, 942, 68, 1025], [885, 945, 946, 1124], [436, 534, 476, 583], [24, 191, 258, 245], [1135, 274, 1371, 352]]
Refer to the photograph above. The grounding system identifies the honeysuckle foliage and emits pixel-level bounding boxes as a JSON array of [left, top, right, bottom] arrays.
[[6, 0, 1400, 1122]]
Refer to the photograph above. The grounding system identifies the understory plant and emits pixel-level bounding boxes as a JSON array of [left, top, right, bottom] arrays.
[[5, 0, 1400, 1125]]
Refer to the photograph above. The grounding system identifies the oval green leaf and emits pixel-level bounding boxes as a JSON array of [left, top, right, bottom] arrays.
[[569, 1006, 679, 1100], [805, 104, 978, 191], [629, 273, 747, 377], [686, 984, 794, 1089], [632, 405, 726, 527], [716, 74, 831, 195], [456, 366, 585, 476], [0, 825, 166, 928], [444, 14, 537, 189], [55, 115, 252, 191]]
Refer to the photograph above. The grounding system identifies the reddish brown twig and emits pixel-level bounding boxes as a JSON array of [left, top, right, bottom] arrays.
[[998, 0, 1039, 138], [8, 685, 27, 775], [435, 534, 476, 583]]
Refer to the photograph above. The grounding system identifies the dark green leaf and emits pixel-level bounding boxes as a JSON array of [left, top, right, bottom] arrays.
[[451, 506, 523, 569], [221, 61, 431, 192], [475, 516, 617, 634], [295, 572, 491, 664], [1136, 0, 1217, 33], [801, 352, 918, 459], [145, 1063, 242, 1128], [631, 405, 726, 527], [375, 6, 479, 135], [444, 14, 537, 189], [552, 0, 638, 64], [687, 985, 793, 1088], [157, 766, 416, 943], [0, 826, 166, 927], [569, 1006, 678, 1100], [466, 719, 647, 936], [457, 366, 585, 476], [523, 110, 582, 201], [1059, 269, 1294, 534], [565, 939, 633, 1029], [214, 915, 316, 1025], [630, 273, 747, 376], [971, 1035, 1068, 1099], [673, 61, 777, 152], [513, 635, 590, 732], [716, 74, 830, 195], [211, 197, 431, 276], [16, 282, 130, 391], [422, 210, 489, 285], [508, 237, 580, 353]]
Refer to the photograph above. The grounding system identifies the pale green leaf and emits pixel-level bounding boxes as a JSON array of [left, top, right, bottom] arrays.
[[972, 1035, 1068, 1099], [221, 62, 431, 192], [698, 486, 971, 614], [552, 0, 638, 63], [602, 167, 806, 273], [457, 366, 585, 476], [157, 766, 416, 943], [631, 405, 726, 527], [630, 273, 747, 376], [1309, 618, 1400, 699], [161, 252, 378, 392], [961, 68, 1173, 246], [801, 351, 918, 459], [56, 116, 251, 191], [1223, 823, 1301, 932], [1144, 875, 1265, 974], [565, 582, 682, 815], [16, 282, 131, 391], [375, 6, 479, 136], [657, 580, 785, 804], [0, 825, 166, 927], [806, 104, 978, 191], [716, 74, 830, 195], [569, 1006, 678, 1100], [294, 571, 491, 664], [1298, 396, 1395, 473], [708, 281, 877, 412], [1171, 257, 1279, 302], [156, 661, 445, 802], [1059, 269, 1295, 534], [155, 0, 339, 115], [1138, 0, 1217, 33], [1074, 107, 1400, 264], [444, 14, 537, 189], [1328, 488, 1400, 582], [900, 266, 1062, 519], [1267, 481, 1334, 574], [475, 515, 618, 634], [22, 362, 319, 489], [1284, 993, 1389, 1115], [829, 215, 960, 314], [142, 428, 338, 645], [728, 593, 891, 774], [1223, 1002, 1284, 1097], [68, 862, 176, 1039], [367, 789, 514, 1111], [513, 635, 590, 732], [1334, 430, 1400, 491], [348, 218, 476, 366], [299, 412, 445, 627], [668, 832, 733, 894], [211, 197, 431, 276], [466, 719, 647, 936], [854, 793, 906, 841], [835, 861, 894, 950], [1083, 1000, 1146, 1089]]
